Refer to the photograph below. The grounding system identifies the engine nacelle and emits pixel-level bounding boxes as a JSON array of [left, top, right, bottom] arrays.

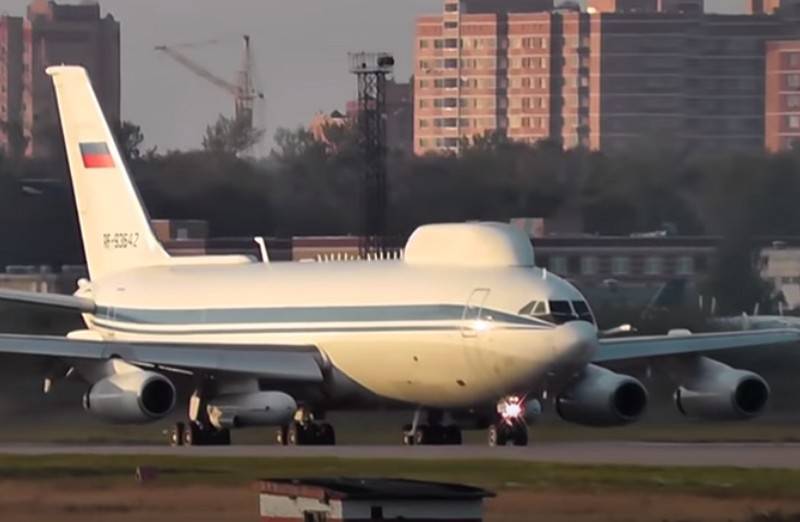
[[206, 391, 297, 429], [556, 364, 648, 426], [673, 357, 770, 420], [83, 370, 176, 424]]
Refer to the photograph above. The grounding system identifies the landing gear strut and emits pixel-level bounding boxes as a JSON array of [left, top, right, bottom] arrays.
[[168, 386, 231, 446]]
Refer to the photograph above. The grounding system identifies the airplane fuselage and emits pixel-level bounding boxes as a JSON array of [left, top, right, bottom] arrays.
[[81, 260, 598, 408]]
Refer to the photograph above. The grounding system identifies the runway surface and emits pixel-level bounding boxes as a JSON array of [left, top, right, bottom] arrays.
[[1, 442, 800, 469]]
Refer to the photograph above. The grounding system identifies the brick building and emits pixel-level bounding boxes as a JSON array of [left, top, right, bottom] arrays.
[[587, 0, 703, 13], [0, 15, 26, 159], [748, 0, 800, 15], [0, 0, 119, 159], [766, 39, 800, 150], [414, 0, 800, 155]]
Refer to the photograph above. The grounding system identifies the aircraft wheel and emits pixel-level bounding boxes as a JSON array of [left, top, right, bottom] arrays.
[[318, 423, 336, 445], [287, 421, 304, 446], [183, 422, 201, 446], [413, 425, 430, 445], [444, 425, 463, 445], [488, 423, 509, 447], [169, 422, 185, 447], [276, 425, 288, 446], [183, 422, 230, 446], [214, 428, 232, 446], [511, 425, 528, 447]]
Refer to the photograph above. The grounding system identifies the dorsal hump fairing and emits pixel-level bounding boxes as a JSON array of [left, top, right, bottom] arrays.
[[47, 66, 170, 280], [404, 222, 535, 267]]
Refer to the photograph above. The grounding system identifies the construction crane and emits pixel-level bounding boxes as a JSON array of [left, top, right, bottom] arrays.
[[155, 35, 265, 138]]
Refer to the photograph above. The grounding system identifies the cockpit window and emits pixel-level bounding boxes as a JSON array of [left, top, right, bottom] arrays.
[[548, 300, 576, 324], [572, 300, 595, 324], [519, 300, 551, 317], [520, 300, 593, 325]]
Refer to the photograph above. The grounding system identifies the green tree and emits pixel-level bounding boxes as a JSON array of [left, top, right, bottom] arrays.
[[114, 121, 145, 163], [202, 115, 265, 157]]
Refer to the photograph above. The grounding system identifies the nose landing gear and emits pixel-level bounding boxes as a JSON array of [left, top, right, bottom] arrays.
[[487, 395, 532, 447], [487, 421, 528, 447]]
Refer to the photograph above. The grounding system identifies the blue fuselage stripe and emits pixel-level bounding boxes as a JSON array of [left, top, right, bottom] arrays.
[[93, 304, 554, 328]]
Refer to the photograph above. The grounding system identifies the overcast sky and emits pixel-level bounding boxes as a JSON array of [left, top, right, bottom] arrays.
[[5, 0, 744, 151]]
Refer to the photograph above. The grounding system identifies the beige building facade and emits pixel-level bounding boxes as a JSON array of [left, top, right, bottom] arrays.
[[414, 0, 800, 155], [0, 1, 119, 159]]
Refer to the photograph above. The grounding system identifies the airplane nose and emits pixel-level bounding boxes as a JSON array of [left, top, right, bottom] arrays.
[[553, 321, 598, 364]]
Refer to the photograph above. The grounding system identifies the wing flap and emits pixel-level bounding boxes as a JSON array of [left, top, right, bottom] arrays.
[[0, 289, 95, 313], [0, 334, 323, 382], [595, 328, 800, 363]]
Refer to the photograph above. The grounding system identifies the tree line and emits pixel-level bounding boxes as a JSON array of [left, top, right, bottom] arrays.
[[2, 115, 800, 314]]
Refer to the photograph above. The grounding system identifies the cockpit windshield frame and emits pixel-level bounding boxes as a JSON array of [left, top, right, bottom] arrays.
[[518, 299, 596, 325]]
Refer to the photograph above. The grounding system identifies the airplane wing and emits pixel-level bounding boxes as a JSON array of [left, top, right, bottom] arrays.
[[0, 334, 323, 382], [594, 328, 800, 363], [0, 289, 95, 313]]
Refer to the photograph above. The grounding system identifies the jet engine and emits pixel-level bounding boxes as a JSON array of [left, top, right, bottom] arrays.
[[673, 357, 769, 420], [206, 391, 297, 429], [83, 369, 176, 423], [556, 364, 648, 426]]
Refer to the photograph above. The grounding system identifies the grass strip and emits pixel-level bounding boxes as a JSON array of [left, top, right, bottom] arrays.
[[0, 454, 797, 498]]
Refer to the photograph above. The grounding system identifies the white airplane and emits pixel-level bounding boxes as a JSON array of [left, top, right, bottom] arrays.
[[0, 65, 797, 447]]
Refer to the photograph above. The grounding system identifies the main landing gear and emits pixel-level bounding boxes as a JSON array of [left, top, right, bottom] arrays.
[[402, 409, 463, 446], [169, 421, 231, 447], [488, 395, 530, 446], [276, 408, 336, 446], [168, 387, 231, 447]]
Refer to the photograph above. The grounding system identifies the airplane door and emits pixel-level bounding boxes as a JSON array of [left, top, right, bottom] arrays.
[[462, 288, 491, 370], [462, 288, 490, 339], [462, 288, 500, 393]]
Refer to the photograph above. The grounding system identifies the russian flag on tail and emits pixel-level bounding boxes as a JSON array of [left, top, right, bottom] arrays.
[[79, 142, 114, 169]]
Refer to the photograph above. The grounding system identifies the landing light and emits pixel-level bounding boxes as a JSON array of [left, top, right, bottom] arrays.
[[498, 396, 525, 422]]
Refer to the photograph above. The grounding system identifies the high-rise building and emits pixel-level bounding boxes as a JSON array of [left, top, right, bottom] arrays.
[[588, 0, 659, 12], [765, 40, 800, 151], [658, 0, 704, 13], [415, 1, 558, 154], [414, 0, 800, 155], [0, 15, 27, 159], [0, 0, 119, 159], [587, 0, 703, 13], [590, 13, 794, 152], [748, 0, 800, 15]]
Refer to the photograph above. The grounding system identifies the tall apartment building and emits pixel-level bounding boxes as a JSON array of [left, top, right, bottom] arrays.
[[414, 0, 800, 155], [765, 40, 800, 151], [749, 0, 800, 15], [0, 16, 26, 159], [0, 0, 119, 159], [415, 1, 559, 153], [587, 0, 704, 13]]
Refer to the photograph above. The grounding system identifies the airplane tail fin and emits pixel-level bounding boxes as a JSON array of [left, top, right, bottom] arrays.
[[47, 66, 170, 280]]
